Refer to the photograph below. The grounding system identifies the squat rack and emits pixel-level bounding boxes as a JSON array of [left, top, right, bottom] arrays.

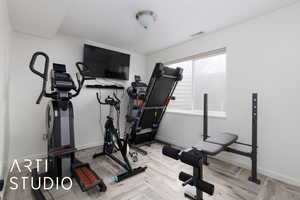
[[202, 93, 260, 184]]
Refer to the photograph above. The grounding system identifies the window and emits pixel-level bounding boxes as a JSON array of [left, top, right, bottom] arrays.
[[167, 49, 226, 114]]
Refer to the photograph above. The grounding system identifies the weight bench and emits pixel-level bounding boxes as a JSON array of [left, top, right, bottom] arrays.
[[162, 132, 238, 200], [162, 93, 260, 200]]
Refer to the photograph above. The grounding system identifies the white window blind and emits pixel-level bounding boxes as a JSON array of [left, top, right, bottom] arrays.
[[167, 48, 226, 112], [168, 60, 193, 110]]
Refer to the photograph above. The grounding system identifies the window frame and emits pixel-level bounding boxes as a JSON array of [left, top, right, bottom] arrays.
[[165, 48, 227, 118]]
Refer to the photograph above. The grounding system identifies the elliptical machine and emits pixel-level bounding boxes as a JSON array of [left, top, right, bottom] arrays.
[[92, 92, 147, 182], [29, 52, 106, 200]]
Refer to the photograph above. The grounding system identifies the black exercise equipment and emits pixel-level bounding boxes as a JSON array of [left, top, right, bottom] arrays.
[[162, 93, 260, 200], [0, 179, 3, 191], [163, 146, 215, 200], [29, 52, 106, 200], [202, 93, 260, 184], [86, 84, 125, 90], [126, 63, 183, 155], [92, 92, 147, 182]]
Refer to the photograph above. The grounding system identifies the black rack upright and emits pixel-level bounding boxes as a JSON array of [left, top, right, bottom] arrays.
[[202, 93, 260, 184]]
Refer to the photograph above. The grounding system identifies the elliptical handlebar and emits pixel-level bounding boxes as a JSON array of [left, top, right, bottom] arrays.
[[71, 62, 88, 97], [29, 52, 50, 104], [75, 61, 88, 77], [29, 52, 49, 79]]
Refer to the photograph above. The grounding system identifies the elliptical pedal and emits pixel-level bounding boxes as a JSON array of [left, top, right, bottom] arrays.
[[73, 164, 107, 192]]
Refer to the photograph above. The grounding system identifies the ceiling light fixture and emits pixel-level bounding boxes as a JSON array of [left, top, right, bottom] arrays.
[[136, 10, 157, 29]]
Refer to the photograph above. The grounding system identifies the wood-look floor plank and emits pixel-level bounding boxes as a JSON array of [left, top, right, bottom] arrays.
[[3, 144, 300, 200]]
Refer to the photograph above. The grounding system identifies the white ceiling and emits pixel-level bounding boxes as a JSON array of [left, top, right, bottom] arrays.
[[8, 0, 71, 38], [8, 0, 299, 54]]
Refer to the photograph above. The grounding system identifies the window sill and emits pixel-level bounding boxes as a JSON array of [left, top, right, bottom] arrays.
[[166, 109, 227, 119]]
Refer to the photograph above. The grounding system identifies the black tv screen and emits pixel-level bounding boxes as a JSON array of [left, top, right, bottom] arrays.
[[83, 44, 130, 80]]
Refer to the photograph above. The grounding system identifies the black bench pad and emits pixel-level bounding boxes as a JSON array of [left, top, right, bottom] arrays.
[[206, 133, 238, 146], [193, 133, 238, 156], [193, 142, 223, 156]]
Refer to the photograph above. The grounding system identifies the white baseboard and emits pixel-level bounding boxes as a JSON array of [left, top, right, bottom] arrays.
[[216, 156, 300, 187], [76, 141, 102, 151]]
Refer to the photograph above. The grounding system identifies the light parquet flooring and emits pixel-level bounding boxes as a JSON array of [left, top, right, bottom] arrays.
[[4, 144, 300, 200]]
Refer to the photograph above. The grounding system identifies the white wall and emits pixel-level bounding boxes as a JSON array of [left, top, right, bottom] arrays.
[[147, 2, 300, 186], [0, 0, 11, 191], [8, 32, 147, 161]]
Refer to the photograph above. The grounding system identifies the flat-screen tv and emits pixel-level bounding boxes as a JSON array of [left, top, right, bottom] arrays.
[[83, 44, 130, 80]]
